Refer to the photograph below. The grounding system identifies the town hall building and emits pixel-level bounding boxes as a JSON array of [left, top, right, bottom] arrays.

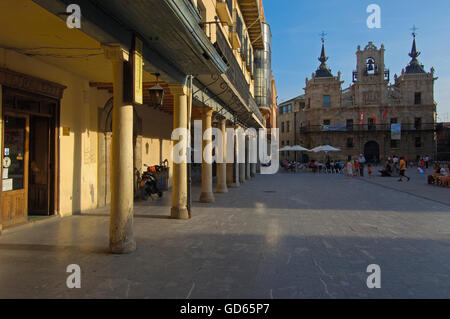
[[278, 32, 438, 163]]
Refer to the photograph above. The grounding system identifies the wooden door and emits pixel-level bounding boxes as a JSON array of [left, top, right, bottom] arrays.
[[1, 113, 29, 227], [28, 116, 50, 215]]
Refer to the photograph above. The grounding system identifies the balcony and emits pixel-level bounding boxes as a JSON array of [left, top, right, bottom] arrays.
[[352, 69, 390, 82], [216, 0, 232, 25], [214, 25, 250, 104]]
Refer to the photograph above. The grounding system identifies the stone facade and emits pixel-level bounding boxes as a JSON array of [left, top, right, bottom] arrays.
[[278, 39, 438, 163]]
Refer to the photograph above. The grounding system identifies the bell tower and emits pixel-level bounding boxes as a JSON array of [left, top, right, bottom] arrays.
[[353, 42, 390, 106]]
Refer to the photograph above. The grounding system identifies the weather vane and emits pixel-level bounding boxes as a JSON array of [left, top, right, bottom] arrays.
[[320, 31, 327, 44], [411, 25, 419, 38]]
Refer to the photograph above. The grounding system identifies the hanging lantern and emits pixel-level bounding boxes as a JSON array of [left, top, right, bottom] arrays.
[[148, 73, 164, 109]]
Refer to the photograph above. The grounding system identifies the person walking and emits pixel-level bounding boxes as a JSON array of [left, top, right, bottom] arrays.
[[398, 156, 410, 182], [358, 154, 366, 177]]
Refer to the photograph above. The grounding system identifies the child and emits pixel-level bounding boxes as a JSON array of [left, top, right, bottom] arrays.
[[354, 161, 360, 177], [367, 164, 373, 177]]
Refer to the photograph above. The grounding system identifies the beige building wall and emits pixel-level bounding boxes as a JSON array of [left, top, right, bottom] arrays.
[[0, 47, 175, 217]]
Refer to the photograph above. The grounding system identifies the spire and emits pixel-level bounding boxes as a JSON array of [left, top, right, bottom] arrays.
[[315, 32, 333, 78], [405, 25, 425, 74]]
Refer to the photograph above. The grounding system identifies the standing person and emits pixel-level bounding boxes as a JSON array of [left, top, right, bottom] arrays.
[[425, 155, 430, 169], [358, 154, 366, 177], [347, 160, 353, 177], [367, 163, 373, 177], [398, 156, 410, 182], [354, 161, 360, 177], [420, 158, 425, 172]]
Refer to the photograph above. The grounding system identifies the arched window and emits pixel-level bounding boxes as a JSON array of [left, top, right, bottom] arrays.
[[366, 57, 377, 75]]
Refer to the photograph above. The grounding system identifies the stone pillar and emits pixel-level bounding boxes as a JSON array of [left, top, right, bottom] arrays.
[[226, 125, 240, 188], [251, 135, 257, 177], [199, 108, 215, 203], [170, 85, 190, 219], [245, 136, 251, 179], [216, 118, 228, 193], [239, 155, 246, 183], [105, 45, 136, 254]]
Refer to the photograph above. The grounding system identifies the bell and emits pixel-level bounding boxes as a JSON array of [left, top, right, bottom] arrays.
[[367, 60, 374, 71]]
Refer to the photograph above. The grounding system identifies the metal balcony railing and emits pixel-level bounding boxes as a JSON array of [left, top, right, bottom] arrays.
[[299, 123, 436, 133], [214, 24, 250, 103]]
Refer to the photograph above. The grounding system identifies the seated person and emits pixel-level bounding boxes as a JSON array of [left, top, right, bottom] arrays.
[[379, 160, 392, 177], [428, 164, 442, 185]]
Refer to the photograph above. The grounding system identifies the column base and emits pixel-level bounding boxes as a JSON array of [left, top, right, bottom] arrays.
[[228, 182, 240, 188], [110, 238, 136, 254], [200, 192, 215, 203], [216, 186, 228, 193], [171, 207, 190, 220], [250, 173, 256, 178]]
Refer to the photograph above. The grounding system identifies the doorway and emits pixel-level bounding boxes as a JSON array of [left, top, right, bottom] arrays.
[[28, 116, 53, 215], [1, 87, 58, 227], [364, 141, 380, 164]]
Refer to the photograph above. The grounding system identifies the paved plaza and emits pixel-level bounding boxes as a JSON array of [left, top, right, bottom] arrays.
[[0, 170, 449, 299]]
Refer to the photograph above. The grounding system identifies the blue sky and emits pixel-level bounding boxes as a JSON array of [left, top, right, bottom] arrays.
[[263, 0, 450, 121]]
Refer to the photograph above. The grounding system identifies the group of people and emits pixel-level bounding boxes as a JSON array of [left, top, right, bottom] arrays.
[[308, 159, 344, 173], [427, 163, 450, 187], [346, 154, 371, 177]]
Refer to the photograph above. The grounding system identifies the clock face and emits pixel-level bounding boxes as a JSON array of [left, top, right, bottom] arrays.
[[3, 157, 11, 168]]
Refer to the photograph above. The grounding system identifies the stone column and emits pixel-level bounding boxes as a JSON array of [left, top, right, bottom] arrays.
[[239, 156, 246, 183], [245, 136, 251, 179], [169, 85, 190, 219], [216, 118, 228, 193], [251, 135, 257, 177], [104, 45, 136, 254], [226, 125, 239, 188], [199, 108, 215, 203]]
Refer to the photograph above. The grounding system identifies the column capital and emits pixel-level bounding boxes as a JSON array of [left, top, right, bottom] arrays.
[[103, 44, 129, 62], [168, 84, 188, 96], [214, 114, 227, 124], [199, 107, 214, 117]]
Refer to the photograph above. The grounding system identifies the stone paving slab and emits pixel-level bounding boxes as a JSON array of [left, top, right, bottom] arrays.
[[0, 173, 449, 299]]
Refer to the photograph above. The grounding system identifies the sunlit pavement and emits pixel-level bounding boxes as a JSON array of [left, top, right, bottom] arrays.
[[0, 171, 449, 299]]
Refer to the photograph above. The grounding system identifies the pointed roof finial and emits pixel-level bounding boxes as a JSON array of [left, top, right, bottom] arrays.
[[315, 31, 333, 77], [411, 25, 418, 38], [406, 26, 425, 74], [320, 31, 327, 44]]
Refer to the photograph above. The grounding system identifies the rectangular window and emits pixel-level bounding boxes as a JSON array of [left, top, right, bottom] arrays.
[[390, 118, 398, 124], [281, 122, 285, 133], [415, 117, 422, 130], [346, 119, 354, 131], [287, 121, 290, 132], [323, 95, 331, 107], [391, 140, 399, 149], [347, 138, 354, 148], [323, 119, 331, 126], [415, 92, 422, 105], [415, 137, 422, 148], [368, 118, 376, 131]]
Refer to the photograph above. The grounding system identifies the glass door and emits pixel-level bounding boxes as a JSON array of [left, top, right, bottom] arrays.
[[1, 113, 29, 227]]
